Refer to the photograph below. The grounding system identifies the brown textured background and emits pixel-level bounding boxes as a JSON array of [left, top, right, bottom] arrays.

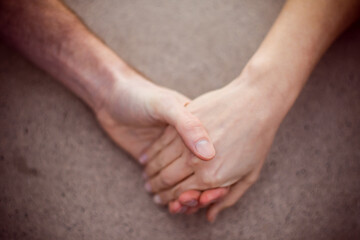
[[0, 0, 359, 239]]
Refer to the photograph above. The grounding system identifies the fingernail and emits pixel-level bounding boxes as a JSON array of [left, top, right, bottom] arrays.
[[153, 195, 162, 204], [144, 183, 152, 192], [179, 206, 188, 214], [184, 200, 198, 207], [139, 154, 148, 164], [195, 140, 215, 159]]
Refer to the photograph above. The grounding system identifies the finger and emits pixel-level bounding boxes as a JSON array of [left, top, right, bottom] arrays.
[[179, 206, 188, 214], [168, 200, 188, 214], [138, 126, 177, 165], [185, 206, 200, 215], [206, 180, 253, 223], [168, 200, 182, 214], [206, 160, 264, 222], [153, 175, 206, 205], [178, 190, 201, 207], [143, 136, 185, 178], [158, 102, 216, 161], [198, 187, 230, 208], [145, 153, 193, 193]]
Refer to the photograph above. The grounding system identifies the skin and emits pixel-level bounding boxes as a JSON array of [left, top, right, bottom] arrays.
[[144, 0, 360, 222], [0, 0, 216, 163], [1, 0, 359, 223]]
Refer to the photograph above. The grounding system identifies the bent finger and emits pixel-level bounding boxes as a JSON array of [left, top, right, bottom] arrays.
[[199, 187, 230, 208], [144, 136, 184, 178], [145, 154, 193, 193], [178, 190, 201, 207], [139, 126, 177, 165], [153, 175, 206, 205]]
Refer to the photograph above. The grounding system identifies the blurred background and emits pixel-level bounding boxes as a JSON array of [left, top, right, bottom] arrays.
[[0, 0, 359, 239]]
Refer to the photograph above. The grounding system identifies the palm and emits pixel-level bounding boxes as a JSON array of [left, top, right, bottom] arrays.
[[94, 75, 214, 168], [98, 117, 165, 160], [95, 80, 187, 160]]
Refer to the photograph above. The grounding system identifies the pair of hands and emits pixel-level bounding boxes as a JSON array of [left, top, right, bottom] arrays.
[[3, 0, 355, 224], [96, 67, 283, 222]]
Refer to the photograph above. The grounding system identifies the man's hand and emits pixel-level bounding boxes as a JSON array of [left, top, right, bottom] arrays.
[[0, 0, 216, 162], [95, 70, 216, 162]]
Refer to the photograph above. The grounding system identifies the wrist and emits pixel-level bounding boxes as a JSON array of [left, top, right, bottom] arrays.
[[229, 56, 307, 124], [82, 48, 155, 114], [95, 59, 162, 124]]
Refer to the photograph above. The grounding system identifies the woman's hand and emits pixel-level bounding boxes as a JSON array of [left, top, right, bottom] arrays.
[[142, 0, 360, 220], [142, 66, 289, 220]]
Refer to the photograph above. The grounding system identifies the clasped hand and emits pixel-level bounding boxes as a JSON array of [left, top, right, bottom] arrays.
[[94, 63, 285, 222], [138, 71, 283, 222]]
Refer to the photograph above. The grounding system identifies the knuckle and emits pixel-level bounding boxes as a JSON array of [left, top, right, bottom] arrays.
[[199, 171, 218, 188], [186, 155, 200, 168], [181, 116, 202, 131]]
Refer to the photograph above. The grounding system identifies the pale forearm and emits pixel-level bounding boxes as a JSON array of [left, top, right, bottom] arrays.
[[0, 0, 136, 111], [235, 0, 360, 120]]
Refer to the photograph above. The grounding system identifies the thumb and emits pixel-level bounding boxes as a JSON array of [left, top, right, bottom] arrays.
[[156, 99, 216, 160]]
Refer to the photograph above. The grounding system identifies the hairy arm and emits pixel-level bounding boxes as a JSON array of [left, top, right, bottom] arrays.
[[0, 0, 122, 110], [0, 0, 216, 162]]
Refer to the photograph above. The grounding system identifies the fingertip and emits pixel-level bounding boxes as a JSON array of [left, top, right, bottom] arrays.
[[207, 207, 218, 223], [153, 195, 163, 205], [169, 201, 182, 214], [173, 108, 215, 161], [139, 154, 148, 165], [194, 139, 216, 160], [144, 182, 152, 193], [185, 207, 199, 215], [178, 190, 201, 206]]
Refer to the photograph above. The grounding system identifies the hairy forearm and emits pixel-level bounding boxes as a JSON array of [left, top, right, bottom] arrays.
[[235, 0, 360, 120], [0, 0, 136, 111]]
